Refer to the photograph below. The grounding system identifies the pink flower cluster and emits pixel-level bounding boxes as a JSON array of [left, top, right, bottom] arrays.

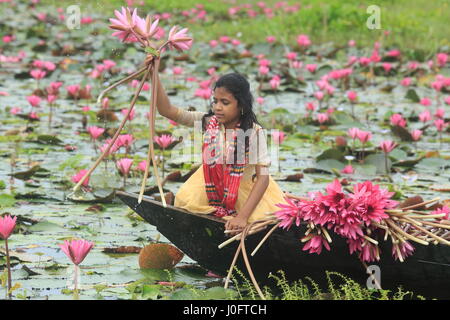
[[274, 179, 398, 261], [227, 2, 300, 19], [109, 7, 192, 52]]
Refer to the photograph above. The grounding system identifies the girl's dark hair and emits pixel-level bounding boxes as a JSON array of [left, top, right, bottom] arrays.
[[201, 73, 262, 173], [201, 73, 261, 132]]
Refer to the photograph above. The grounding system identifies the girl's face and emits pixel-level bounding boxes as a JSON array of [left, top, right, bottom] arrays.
[[212, 87, 241, 128]]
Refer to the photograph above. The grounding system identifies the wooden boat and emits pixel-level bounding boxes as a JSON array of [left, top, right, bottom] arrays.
[[117, 190, 450, 299]]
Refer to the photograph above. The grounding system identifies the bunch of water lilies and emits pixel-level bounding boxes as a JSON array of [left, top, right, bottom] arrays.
[[218, 180, 450, 300], [0, 214, 93, 299], [72, 7, 193, 206], [271, 179, 450, 263]]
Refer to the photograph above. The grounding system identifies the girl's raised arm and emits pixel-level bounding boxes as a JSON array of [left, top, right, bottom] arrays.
[[152, 70, 180, 121]]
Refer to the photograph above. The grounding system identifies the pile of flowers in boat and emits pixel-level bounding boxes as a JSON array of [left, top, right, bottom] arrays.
[[272, 179, 450, 263]]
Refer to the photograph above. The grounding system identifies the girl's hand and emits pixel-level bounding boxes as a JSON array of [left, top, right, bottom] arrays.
[[225, 215, 249, 236]]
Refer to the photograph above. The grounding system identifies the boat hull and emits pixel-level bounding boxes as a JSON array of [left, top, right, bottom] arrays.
[[117, 191, 450, 299]]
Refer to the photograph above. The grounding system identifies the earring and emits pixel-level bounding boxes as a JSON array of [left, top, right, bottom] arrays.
[[241, 109, 244, 116]]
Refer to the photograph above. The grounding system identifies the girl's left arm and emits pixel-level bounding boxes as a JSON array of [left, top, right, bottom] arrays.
[[225, 165, 270, 234]]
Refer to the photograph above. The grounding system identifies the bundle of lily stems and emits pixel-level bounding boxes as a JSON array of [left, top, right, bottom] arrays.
[[72, 7, 193, 207], [218, 179, 450, 300]]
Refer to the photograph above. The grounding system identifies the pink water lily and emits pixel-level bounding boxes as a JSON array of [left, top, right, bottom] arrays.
[[316, 113, 329, 124], [71, 169, 90, 187], [286, 52, 297, 60], [434, 119, 448, 132], [437, 53, 448, 67], [390, 114, 407, 127], [87, 126, 105, 140], [137, 160, 148, 172], [172, 66, 183, 75], [121, 108, 136, 121], [47, 95, 57, 104], [154, 134, 176, 149], [116, 158, 134, 176], [380, 140, 396, 153], [435, 108, 445, 119], [29, 111, 39, 120], [259, 65, 269, 75], [168, 26, 193, 52], [411, 129, 422, 141], [347, 128, 360, 140], [306, 102, 316, 112], [134, 15, 160, 40], [347, 91, 357, 102], [314, 91, 324, 101], [392, 241, 415, 261], [47, 81, 63, 95], [269, 75, 281, 89], [116, 134, 134, 149], [109, 7, 139, 43], [400, 77, 412, 87], [356, 130, 372, 143], [30, 69, 47, 80], [59, 239, 94, 266], [297, 34, 311, 47], [382, 63, 392, 73], [419, 110, 431, 123], [10, 107, 22, 115], [266, 36, 276, 43], [302, 235, 330, 255], [306, 64, 317, 73], [0, 215, 16, 240], [445, 96, 450, 106], [256, 97, 265, 105], [341, 165, 354, 174], [66, 85, 80, 98], [420, 97, 432, 106], [27, 95, 41, 107]]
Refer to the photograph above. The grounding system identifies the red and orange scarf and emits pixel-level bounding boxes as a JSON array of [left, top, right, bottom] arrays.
[[202, 116, 249, 217]]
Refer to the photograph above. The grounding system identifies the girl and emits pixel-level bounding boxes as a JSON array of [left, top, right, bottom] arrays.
[[153, 71, 288, 234]]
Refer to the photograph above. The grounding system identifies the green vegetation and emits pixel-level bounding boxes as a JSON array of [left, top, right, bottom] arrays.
[[231, 269, 427, 300], [40, 0, 450, 54]]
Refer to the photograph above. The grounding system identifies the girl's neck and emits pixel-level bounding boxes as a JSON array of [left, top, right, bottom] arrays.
[[223, 118, 240, 130]]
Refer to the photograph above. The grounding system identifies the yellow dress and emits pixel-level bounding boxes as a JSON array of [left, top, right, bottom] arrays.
[[172, 108, 289, 223]]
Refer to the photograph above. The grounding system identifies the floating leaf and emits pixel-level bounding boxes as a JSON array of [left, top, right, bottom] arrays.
[[10, 165, 41, 180], [390, 125, 413, 141], [315, 159, 345, 173], [430, 185, 450, 192], [102, 246, 142, 254], [0, 248, 52, 263], [364, 153, 392, 174], [0, 194, 16, 208], [405, 89, 420, 102], [138, 243, 184, 269], [35, 135, 63, 145], [316, 148, 345, 162], [142, 285, 162, 300]]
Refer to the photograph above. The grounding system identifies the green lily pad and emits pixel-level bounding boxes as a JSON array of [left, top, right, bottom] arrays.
[[364, 153, 392, 174], [389, 148, 408, 161], [315, 159, 345, 173], [353, 164, 377, 176], [405, 88, 420, 102], [316, 148, 345, 162], [0, 193, 16, 208]]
